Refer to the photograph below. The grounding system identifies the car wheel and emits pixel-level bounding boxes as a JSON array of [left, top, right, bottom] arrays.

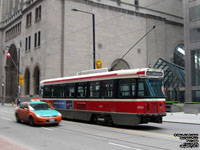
[[15, 114, 21, 123], [28, 116, 35, 126]]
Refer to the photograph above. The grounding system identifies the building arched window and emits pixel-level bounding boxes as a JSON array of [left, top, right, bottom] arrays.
[[110, 59, 130, 71], [24, 69, 30, 95], [33, 66, 40, 95], [174, 44, 185, 67]]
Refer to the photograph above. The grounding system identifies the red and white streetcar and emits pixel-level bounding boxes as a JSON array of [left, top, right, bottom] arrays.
[[39, 68, 166, 126]]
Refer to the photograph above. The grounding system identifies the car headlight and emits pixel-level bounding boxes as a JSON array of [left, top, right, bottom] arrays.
[[57, 112, 62, 116], [35, 113, 41, 117]]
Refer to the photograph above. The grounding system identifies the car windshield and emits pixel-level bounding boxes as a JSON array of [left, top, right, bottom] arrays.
[[29, 103, 52, 110]]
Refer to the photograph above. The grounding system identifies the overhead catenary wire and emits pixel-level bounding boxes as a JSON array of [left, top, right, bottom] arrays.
[[110, 26, 156, 71]]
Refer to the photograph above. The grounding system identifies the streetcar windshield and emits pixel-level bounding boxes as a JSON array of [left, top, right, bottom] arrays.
[[145, 79, 164, 97], [138, 79, 164, 97]]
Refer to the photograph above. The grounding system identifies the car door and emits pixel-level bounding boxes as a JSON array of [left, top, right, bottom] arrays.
[[22, 103, 30, 122], [17, 103, 25, 121]]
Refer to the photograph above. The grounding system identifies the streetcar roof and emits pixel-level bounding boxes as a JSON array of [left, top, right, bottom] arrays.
[[40, 68, 163, 85]]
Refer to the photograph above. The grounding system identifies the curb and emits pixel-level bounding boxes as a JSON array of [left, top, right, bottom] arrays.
[[0, 137, 28, 150], [163, 121, 200, 125]]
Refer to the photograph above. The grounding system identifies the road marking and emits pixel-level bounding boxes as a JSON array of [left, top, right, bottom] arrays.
[[42, 127, 54, 131], [0, 117, 12, 121], [108, 142, 142, 150]]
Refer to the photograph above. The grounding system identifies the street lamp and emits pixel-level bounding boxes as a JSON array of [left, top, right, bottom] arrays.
[[71, 8, 96, 69]]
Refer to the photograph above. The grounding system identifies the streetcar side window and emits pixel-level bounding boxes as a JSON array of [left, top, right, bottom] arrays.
[[138, 79, 150, 97], [89, 81, 100, 98], [66, 83, 75, 98], [39, 85, 44, 98], [77, 82, 88, 98], [43, 85, 51, 98], [50, 85, 58, 98], [101, 80, 114, 98], [118, 79, 136, 97], [57, 84, 67, 98]]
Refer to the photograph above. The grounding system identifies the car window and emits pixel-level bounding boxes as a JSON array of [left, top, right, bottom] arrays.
[[19, 103, 26, 109], [30, 103, 52, 110]]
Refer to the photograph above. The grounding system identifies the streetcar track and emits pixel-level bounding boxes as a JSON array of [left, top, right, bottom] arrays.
[[60, 120, 178, 141], [55, 125, 180, 150]]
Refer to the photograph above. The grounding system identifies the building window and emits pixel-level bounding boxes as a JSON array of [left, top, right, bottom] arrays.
[[135, 0, 139, 6], [192, 90, 200, 102], [5, 22, 21, 41], [191, 50, 200, 86], [189, 5, 200, 21], [190, 28, 200, 42], [25, 69, 30, 95], [34, 66, 40, 95], [34, 31, 41, 48], [26, 12, 32, 27], [35, 5, 41, 22], [174, 44, 185, 67], [25, 36, 31, 52]]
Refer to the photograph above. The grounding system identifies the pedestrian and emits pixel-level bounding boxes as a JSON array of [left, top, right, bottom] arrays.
[[17, 98, 21, 106]]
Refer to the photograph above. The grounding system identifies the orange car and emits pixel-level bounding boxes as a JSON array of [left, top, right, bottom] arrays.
[[15, 101, 62, 126]]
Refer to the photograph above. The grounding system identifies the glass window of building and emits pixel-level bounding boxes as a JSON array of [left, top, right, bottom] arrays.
[[191, 49, 200, 86], [189, 5, 200, 21], [190, 28, 200, 42], [192, 91, 200, 102], [174, 44, 185, 67]]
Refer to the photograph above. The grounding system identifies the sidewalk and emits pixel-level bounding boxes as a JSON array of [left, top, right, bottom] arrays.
[[0, 137, 28, 150], [163, 112, 200, 125]]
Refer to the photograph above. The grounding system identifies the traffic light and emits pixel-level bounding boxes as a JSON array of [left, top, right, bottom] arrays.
[[19, 74, 24, 85], [96, 60, 102, 69]]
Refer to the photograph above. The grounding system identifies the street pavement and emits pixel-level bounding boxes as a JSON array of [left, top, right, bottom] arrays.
[[0, 136, 28, 150], [0, 103, 200, 150]]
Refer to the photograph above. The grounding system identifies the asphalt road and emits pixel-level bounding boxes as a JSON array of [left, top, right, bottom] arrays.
[[0, 105, 199, 150]]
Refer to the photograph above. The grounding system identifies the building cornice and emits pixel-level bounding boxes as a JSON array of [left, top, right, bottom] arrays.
[[70, 0, 183, 26]]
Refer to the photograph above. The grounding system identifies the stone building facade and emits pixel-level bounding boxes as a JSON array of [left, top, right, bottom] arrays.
[[0, 0, 183, 102], [184, 0, 200, 102]]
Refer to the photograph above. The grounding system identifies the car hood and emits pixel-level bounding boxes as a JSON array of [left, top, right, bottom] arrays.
[[32, 110, 60, 117]]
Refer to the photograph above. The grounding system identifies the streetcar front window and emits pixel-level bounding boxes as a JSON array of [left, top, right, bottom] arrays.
[[145, 79, 164, 97]]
